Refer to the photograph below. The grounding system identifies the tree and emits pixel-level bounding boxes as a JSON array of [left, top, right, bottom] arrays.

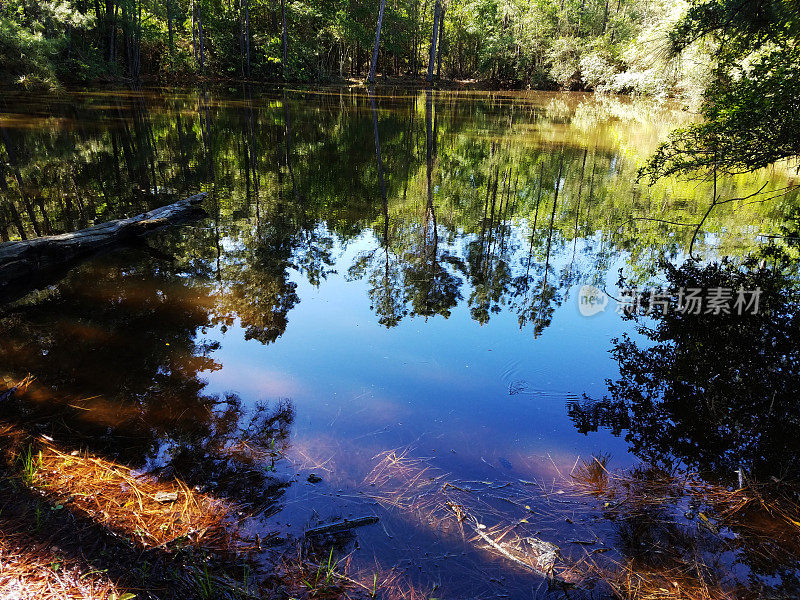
[[427, 0, 442, 82], [368, 0, 387, 84], [641, 0, 800, 182]]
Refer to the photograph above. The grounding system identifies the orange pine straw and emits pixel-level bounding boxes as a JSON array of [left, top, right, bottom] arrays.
[[0, 522, 119, 600], [1, 421, 239, 553]]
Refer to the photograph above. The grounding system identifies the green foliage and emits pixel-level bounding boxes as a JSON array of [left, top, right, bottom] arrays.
[[19, 444, 43, 486], [0, 16, 60, 89], [642, 0, 800, 181], [0, 0, 705, 91]]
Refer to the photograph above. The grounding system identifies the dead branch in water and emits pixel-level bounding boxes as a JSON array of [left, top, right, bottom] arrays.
[[304, 516, 379, 537]]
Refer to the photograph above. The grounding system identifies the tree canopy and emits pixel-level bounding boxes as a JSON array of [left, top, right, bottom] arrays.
[[642, 0, 800, 181]]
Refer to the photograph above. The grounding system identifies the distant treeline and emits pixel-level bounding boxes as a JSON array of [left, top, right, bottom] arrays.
[[0, 0, 700, 93]]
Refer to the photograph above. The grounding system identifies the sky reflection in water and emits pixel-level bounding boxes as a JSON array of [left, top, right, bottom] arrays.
[[1, 86, 798, 598]]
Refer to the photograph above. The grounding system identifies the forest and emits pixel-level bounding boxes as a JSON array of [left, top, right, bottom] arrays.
[[1, 0, 702, 94]]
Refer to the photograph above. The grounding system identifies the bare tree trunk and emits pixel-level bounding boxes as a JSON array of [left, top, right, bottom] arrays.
[[281, 0, 288, 79], [192, 0, 198, 63], [368, 0, 387, 84], [427, 0, 441, 82], [241, 0, 251, 77], [94, 0, 104, 50], [283, 98, 298, 200], [436, 6, 446, 79], [197, 0, 205, 73], [370, 91, 387, 209], [411, 0, 418, 77], [0, 195, 207, 300], [166, 0, 174, 58], [134, 0, 142, 77], [245, 0, 251, 77], [424, 90, 438, 253], [105, 0, 117, 63]]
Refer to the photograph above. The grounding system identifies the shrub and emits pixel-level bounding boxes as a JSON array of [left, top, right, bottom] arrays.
[[0, 17, 60, 90]]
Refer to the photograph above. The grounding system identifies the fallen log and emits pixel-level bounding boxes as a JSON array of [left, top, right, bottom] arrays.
[[0, 194, 207, 302]]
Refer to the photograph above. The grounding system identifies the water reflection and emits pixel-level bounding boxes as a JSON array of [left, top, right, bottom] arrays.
[[0, 244, 293, 514], [2, 86, 800, 598], [571, 238, 800, 484]]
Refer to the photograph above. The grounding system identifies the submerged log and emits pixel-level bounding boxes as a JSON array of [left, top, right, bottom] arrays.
[[0, 194, 207, 302]]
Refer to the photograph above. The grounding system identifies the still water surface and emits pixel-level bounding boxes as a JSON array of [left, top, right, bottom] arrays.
[[1, 87, 798, 598]]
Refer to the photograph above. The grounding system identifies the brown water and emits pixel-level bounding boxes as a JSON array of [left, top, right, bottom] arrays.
[[1, 86, 800, 598]]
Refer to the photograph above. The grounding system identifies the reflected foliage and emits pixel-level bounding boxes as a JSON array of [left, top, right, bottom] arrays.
[[0, 245, 294, 510], [1, 88, 797, 342], [572, 240, 800, 483]]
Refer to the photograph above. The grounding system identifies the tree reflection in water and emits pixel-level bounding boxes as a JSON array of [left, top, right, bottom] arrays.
[[0, 246, 294, 514], [569, 226, 800, 597], [571, 242, 800, 483]]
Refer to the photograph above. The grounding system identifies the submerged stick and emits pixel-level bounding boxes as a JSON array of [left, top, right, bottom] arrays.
[[464, 514, 560, 578], [304, 516, 379, 537]]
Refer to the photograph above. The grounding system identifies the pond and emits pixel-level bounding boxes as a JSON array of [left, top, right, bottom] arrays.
[[1, 86, 800, 599]]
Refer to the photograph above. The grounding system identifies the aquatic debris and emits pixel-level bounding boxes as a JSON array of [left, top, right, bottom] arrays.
[[154, 491, 180, 504], [0, 194, 208, 302], [365, 448, 569, 582], [466, 515, 561, 577], [304, 516, 380, 537]]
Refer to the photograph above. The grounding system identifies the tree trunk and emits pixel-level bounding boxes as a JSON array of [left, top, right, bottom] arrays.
[[246, 0, 252, 77], [281, 0, 288, 79], [411, 0, 418, 77], [105, 0, 116, 63], [242, 0, 252, 77], [197, 1, 205, 73], [370, 91, 387, 209], [436, 6, 446, 79], [192, 0, 198, 63], [427, 0, 441, 82], [166, 0, 174, 58], [368, 0, 387, 84]]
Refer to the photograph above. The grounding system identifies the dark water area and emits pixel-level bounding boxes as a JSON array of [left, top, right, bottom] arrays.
[[2, 86, 800, 598]]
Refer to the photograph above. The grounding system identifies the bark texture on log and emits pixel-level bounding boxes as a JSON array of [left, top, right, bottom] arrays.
[[0, 193, 207, 288]]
